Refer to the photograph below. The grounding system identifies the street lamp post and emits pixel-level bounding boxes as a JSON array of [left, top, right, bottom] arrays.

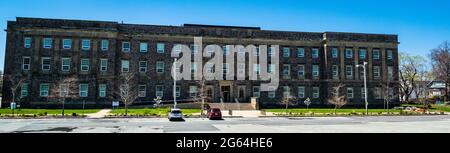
[[357, 62, 368, 115], [173, 58, 177, 109]]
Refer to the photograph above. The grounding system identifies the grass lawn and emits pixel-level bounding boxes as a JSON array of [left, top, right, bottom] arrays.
[[0, 109, 100, 115], [265, 108, 401, 114], [110, 108, 201, 116]]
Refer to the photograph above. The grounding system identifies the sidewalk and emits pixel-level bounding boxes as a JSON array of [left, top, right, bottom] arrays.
[[86, 109, 111, 118]]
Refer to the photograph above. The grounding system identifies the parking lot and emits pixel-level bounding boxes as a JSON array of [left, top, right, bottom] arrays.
[[0, 115, 449, 133]]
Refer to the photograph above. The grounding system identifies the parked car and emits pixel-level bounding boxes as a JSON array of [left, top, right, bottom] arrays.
[[207, 108, 222, 120], [168, 108, 184, 121]]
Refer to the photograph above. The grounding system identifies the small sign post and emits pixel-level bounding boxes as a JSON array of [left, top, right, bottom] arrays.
[[10, 102, 17, 116], [304, 98, 311, 110], [112, 101, 119, 109]]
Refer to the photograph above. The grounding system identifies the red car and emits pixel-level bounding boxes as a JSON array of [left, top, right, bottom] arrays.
[[207, 108, 222, 120]]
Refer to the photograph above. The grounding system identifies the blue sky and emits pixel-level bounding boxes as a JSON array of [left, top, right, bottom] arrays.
[[1, 0, 449, 71]]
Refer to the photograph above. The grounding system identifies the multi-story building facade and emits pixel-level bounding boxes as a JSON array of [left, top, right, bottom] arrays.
[[2, 17, 400, 108]]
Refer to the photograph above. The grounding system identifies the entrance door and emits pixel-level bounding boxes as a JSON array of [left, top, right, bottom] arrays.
[[221, 86, 231, 102]]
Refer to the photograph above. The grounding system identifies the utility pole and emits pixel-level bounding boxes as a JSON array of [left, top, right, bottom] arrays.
[[357, 62, 368, 115], [173, 58, 177, 109]]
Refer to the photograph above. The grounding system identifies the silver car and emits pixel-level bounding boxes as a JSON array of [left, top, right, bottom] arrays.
[[168, 108, 184, 121]]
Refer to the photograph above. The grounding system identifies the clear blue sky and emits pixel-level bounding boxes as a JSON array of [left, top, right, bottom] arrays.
[[1, 0, 450, 71]]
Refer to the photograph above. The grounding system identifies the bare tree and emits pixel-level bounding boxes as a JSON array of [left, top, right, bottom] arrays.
[[3, 74, 27, 105], [49, 75, 78, 116], [328, 84, 347, 115], [117, 73, 137, 116], [280, 93, 298, 115], [399, 52, 427, 103], [430, 41, 450, 102]]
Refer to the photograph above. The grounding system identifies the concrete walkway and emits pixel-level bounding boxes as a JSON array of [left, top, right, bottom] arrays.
[[86, 109, 111, 118]]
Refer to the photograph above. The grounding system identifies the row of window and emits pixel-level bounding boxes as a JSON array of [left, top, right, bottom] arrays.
[[24, 37, 394, 60]]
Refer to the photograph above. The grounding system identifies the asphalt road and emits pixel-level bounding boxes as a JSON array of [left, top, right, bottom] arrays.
[[0, 115, 449, 133]]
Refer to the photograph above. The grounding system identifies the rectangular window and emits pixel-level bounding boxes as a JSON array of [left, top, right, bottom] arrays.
[[222, 45, 228, 55], [283, 64, 291, 77], [373, 66, 381, 78], [156, 61, 164, 73], [157, 43, 165, 53], [359, 49, 366, 59], [374, 87, 382, 99], [99, 84, 106, 98], [101, 40, 109, 51], [347, 87, 354, 99], [361, 87, 366, 99], [191, 62, 198, 74], [283, 47, 290, 57], [331, 48, 338, 58], [82, 39, 90, 50], [41, 57, 51, 71], [223, 63, 229, 74], [283, 86, 291, 97], [332, 65, 339, 78], [140, 42, 148, 53], [297, 48, 305, 57], [121, 60, 129, 72], [79, 84, 88, 97], [189, 86, 198, 97], [388, 66, 393, 80], [298, 86, 305, 98], [138, 85, 147, 97], [253, 64, 260, 75], [268, 86, 276, 98], [388, 87, 394, 98], [312, 65, 319, 77], [81, 59, 90, 72], [345, 48, 353, 59], [268, 47, 275, 57], [43, 38, 52, 49], [100, 59, 108, 72], [63, 39, 72, 49], [61, 58, 71, 72], [253, 86, 260, 98], [312, 87, 320, 98], [174, 44, 182, 54], [254, 47, 260, 56], [156, 85, 164, 98], [312, 48, 319, 58], [346, 65, 353, 79], [176, 86, 181, 98], [298, 65, 305, 78], [122, 42, 130, 52], [139, 61, 147, 73], [24, 37, 31, 48], [268, 64, 275, 74], [40, 83, 49, 97], [60, 84, 69, 97], [387, 50, 393, 60], [22, 57, 31, 70], [373, 49, 380, 59], [20, 83, 28, 97]]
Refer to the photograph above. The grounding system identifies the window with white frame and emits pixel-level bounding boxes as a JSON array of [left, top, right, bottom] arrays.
[[100, 59, 108, 72], [191, 62, 198, 74], [61, 58, 71, 72], [157, 43, 165, 53], [79, 84, 88, 97], [253, 64, 260, 75], [332, 65, 338, 78], [41, 57, 51, 71], [81, 39, 90, 50], [268, 86, 276, 98], [345, 48, 353, 58], [99, 84, 106, 97], [298, 65, 305, 78], [43, 38, 52, 49], [331, 48, 338, 58], [253, 86, 260, 98], [387, 50, 393, 60], [101, 40, 109, 51], [139, 61, 147, 73], [22, 57, 31, 70], [282, 64, 290, 77], [297, 48, 305, 57], [223, 63, 229, 74], [347, 87, 354, 99], [373, 49, 380, 59], [60, 84, 69, 97], [361, 87, 366, 99], [138, 85, 146, 97], [189, 86, 198, 97], [373, 66, 381, 78], [312, 87, 320, 98], [346, 65, 353, 79], [388, 66, 393, 80], [359, 49, 366, 59], [174, 44, 182, 54], [63, 39, 72, 49], [40, 83, 49, 97], [283, 47, 290, 57], [122, 42, 130, 52], [81, 59, 90, 72], [312, 48, 319, 58], [140, 42, 148, 53], [298, 86, 305, 98], [283, 86, 291, 97], [268, 47, 274, 57], [254, 47, 260, 56], [121, 60, 129, 72], [24, 37, 31, 48], [312, 65, 319, 77], [222, 45, 228, 55], [156, 85, 164, 98], [20, 83, 28, 97], [268, 64, 275, 74], [175, 86, 181, 98], [156, 61, 164, 73]]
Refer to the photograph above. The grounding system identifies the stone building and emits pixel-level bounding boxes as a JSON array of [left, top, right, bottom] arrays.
[[1, 17, 400, 108]]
